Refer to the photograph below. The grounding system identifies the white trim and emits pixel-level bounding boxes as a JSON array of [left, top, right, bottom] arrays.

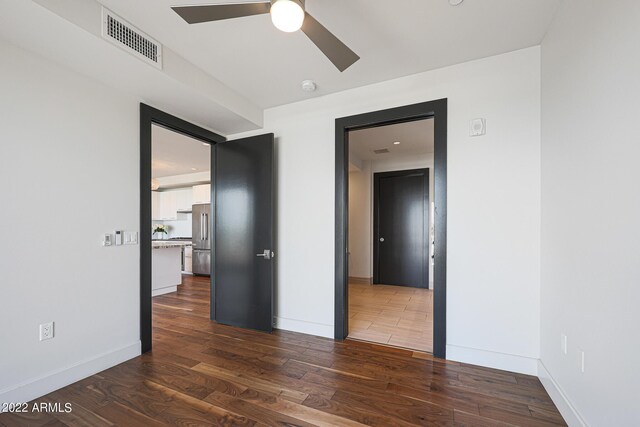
[[446, 344, 538, 375], [275, 317, 333, 339], [152, 286, 177, 297], [537, 360, 587, 427], [0, 341, 140, 406]]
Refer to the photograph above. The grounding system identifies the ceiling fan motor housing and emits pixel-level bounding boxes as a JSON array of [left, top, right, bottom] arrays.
[[271, 0, 305, 7]]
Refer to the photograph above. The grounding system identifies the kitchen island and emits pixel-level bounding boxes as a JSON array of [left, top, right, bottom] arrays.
[[152, 241, 192, 296]]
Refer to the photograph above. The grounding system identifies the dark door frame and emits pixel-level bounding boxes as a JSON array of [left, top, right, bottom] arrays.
[[373, 168, 429, 288], [335, 99, 448, 358], [140, 103, 225, 353]]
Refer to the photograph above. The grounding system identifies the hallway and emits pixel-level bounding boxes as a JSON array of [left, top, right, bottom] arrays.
[[348, 282, 433, 352]]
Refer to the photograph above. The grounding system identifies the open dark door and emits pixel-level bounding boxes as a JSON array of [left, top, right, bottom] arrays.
[[214, 133, 274, 332]]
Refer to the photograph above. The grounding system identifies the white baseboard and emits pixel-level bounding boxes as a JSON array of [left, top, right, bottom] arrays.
[[275, 317, 333, 339], [348, 276, 373, 285], [537, 360, 587, 427], [0, 341, 141, 406], [152, 286, 177, 297], [446, 345, 538, 375]]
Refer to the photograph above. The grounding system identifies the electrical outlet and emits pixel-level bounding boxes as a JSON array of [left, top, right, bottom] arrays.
[[580, 350, 585, 373], [39, 322, 54, 341], [561, 334, 568, 355]]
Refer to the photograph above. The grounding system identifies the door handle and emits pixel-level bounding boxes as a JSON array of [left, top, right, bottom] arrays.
[[379, 237, 385, 242], [204, 213, 209, 241], [256, 249, 273, 260], [201, 213, 205, 241]]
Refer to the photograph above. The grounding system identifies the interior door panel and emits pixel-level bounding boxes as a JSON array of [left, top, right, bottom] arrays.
[[214, 134, 274, 332], [374, 169, 429, 288]]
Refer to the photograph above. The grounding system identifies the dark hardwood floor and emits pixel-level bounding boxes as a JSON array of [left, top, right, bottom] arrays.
[[1, 275, 565, 426]]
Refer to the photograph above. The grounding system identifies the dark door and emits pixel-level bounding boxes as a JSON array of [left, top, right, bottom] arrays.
[[215, 134, 274, 332], [374, 169, 429, 288]]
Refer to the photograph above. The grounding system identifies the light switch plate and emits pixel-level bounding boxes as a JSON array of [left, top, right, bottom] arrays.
[[124, 231, 138, 245], [115, 230, 123, 246], [103, 234, 113, 246], [470, 118, 486, 137]]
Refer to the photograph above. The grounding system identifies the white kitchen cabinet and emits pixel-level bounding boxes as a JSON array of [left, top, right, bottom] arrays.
[[175, 188, 193, 212], [192, 184, 211, 204], [160, 191, 177, 220], [153, 187, 199, 221], [151, 246, 182, 296], [184, 245, 193, 273], [152, 191, 161, 220]]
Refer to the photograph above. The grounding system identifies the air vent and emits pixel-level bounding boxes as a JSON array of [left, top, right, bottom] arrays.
[[373, 148, 390, 155], [101, 8, 162, 70]]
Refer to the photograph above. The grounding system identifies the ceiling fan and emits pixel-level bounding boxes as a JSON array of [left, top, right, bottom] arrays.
[[172, 0, 360, 72]]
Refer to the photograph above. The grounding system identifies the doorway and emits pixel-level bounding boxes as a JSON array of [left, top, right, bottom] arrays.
[[140, 104, 275, 353], [140, 104, 222, 353], [149, 123, 213, 357], [335, 99, 447, 358]]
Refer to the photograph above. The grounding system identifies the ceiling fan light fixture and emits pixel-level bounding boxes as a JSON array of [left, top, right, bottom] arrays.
[[270, 0, 305, 33]]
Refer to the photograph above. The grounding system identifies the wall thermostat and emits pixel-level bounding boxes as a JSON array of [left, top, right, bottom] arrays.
[[470, 118, 487, 137], [115, 230, 123, 246]]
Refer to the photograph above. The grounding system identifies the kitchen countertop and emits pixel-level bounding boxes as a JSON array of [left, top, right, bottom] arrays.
[[152, 240, 193, 249]]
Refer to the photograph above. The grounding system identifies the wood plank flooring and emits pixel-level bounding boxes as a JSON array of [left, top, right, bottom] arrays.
[[349, 283, 433, 352], [1, 275, 566, 426]]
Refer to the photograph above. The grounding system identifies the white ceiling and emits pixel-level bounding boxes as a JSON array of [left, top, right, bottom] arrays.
[[152, 124, 211, 178], [349, 119, 434, 163], [98, 0, 561, 108]]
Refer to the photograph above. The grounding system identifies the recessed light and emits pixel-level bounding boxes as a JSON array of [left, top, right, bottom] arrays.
[[393, 141, 401, 145]]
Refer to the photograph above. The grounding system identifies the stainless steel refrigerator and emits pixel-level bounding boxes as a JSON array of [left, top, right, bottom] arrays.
[[191, 203, 211, 276]]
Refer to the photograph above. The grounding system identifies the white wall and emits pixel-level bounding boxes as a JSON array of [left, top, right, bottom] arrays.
[[540, 1, 640, 425], [348, 163, 372, 279], [0, 39, 140, 402], [233, 47, 542, 372]]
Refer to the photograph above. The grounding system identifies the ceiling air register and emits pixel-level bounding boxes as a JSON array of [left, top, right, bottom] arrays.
[[101, 8, 163, 70]]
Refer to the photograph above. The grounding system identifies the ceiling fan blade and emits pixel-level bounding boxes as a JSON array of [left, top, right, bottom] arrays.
[[172, 2, 271, 24], [301, 12, 359, 72]]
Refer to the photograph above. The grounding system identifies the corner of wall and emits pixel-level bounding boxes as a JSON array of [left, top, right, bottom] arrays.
[[446, 345, 538, 376], [537, 360, 587, 426]]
